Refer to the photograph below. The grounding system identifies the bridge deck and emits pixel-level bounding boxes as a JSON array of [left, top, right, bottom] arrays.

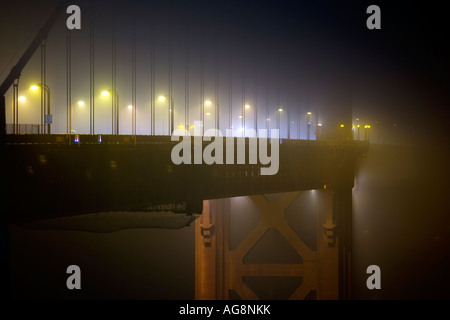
[[6, 134, 368, 222]]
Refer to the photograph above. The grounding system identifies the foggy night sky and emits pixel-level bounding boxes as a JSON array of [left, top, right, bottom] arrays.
[[0, 0, 449, 143], [2, 0, 450, 300]]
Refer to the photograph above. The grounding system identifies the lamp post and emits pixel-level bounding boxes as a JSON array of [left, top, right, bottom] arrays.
[[364, 125, 371, 141], [159, 95, 174, 135], [205, 99, 219, 136], [277, 108, 283, 137], [31, 83, 51, 134], [244, 104, 251, 137], [306, 111, 312, 140], [102, 89, 119, 134]]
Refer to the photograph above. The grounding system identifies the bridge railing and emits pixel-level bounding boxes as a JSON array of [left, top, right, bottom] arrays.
[[6, 124, 42, 134]]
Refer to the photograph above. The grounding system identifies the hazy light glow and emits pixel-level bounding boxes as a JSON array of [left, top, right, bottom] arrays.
[[340, 124, 345, 128], [18, 96, 26, 102], [78, 101, 85, 106], [30, 85, 39, 90], [245, 104, 250, 109], [278, 108, 283, 112], [307, 111, 312, 115], [128, 105, 133, 110], [205, 100, 212, 106], [102, 91, 110, 97], [158, 96, 166, 101]]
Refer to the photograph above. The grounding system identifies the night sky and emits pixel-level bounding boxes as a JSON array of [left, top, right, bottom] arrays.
[[2, 0, 450, 301]]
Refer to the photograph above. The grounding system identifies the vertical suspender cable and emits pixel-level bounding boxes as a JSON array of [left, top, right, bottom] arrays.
[[242, 59, 245, 137], [40, 42, 44, 133], [112, 1, 117, 134], [228, 41, 232, 136], [132, 4, 137, 141], [266, 58, 269, 132], [214, 43, 219, 135], [168, 24, 173, 135], [42, 40, 48, 134], [254, 66, 257, 137], [150, 16, 155, 135], [185, 38, 189, 132], [200, 45, 204, 135], [13, 80, 19, 134], [67, 29, 72, 143], [90, 0, 95, 134]]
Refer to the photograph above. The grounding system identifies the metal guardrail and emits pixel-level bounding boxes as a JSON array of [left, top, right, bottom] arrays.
[[5, 133, 370, 149], [6, 124, 41, 134]]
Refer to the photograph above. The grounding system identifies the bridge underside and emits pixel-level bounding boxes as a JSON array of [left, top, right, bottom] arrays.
[[6, 134, 367, 223]]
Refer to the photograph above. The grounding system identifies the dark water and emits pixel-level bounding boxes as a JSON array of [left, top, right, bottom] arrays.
[[8, 142, 450, 299]]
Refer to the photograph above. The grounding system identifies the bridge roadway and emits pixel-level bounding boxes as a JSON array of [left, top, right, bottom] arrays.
[[5, 134, 368, 223]]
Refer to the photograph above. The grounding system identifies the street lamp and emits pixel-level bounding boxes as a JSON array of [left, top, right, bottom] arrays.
[[306, 111, 312, 140], [30, 83, 51, 134], [317, 123, 322, 140], [205, 98, 219, 136], [364, 124, 371, 141], [102, 89, 119, 135], [158, 95, 174, 135], [277, 108, 283, 137], [243, 104, 257, 137]]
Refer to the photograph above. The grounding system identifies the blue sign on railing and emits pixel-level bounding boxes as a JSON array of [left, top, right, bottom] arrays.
[[45, 114, 53, 124]]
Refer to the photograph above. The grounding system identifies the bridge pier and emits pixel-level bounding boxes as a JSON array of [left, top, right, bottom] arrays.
[[195, 189, 350, 300]]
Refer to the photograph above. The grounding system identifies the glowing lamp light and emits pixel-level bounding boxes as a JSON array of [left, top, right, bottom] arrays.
[[158, 96, 166, 101], [245, 104, 250, 109], [128, 105, 133, 110], [18, 96, 26, 102], [278, 108, 283, 112], [78, 101, 85, 106], [340, 124, 344, 128], [30, 85, 39, 90], [101, 91, 110, 97], [205, 100, 212, 106]]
